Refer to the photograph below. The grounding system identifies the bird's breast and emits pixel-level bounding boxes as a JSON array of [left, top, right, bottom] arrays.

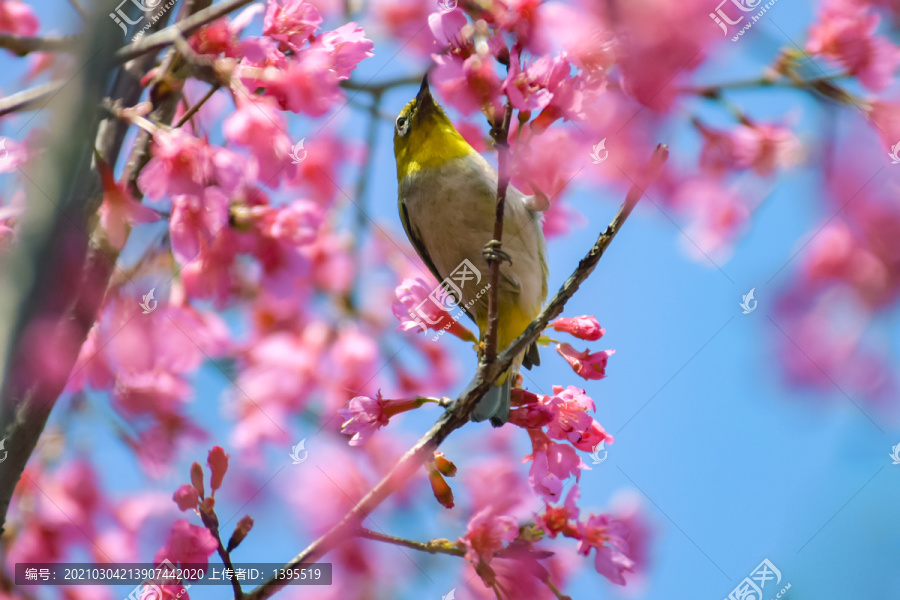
[[399, 153, 548, 330]]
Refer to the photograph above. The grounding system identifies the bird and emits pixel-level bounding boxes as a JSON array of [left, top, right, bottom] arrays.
[[393, 75, 548, 426]]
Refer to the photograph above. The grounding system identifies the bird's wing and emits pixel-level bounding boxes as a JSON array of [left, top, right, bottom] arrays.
[[398, 195, 477, 324], [398, 195, 446, 285]]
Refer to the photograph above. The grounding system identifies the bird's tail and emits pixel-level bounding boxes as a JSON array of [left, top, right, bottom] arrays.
[[472, 368, 513, 427]]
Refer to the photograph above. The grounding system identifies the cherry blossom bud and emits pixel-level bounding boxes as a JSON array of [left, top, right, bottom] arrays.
[[550, 316, 605, 341], [207, 446, 229, 494], [433, 452, 457, 477], [227, 515, 255, 552], [200, 496, 217, 520], [427, 466, 454, 509], [190, 462, 205, 499]]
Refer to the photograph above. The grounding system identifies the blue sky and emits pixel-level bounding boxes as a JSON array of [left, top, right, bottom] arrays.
[[3, 1, 899, 599]]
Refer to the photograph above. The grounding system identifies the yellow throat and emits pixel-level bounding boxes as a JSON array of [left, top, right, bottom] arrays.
[[393, 77, 475, 182]]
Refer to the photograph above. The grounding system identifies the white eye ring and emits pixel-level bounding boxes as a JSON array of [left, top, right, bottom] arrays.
[[396, 115, 410, 136]]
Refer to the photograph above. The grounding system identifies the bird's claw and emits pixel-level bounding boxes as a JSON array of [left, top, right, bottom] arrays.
[[482, 239, 512, 265]]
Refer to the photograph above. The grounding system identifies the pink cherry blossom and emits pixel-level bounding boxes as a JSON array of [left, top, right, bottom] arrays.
[[173, 484, 199, 511], [391, 277, 478, 342], [556, 343, 614, 380], [371, 0, 433, 55], [0, 0, 38, 36], [431, 52, 504, 117], [138, 129, 213, 200], [867, 100, 900, 148], [96, 157, 159, 249], [731, 123, 802, 176], [427, 8, 467, 48], [464, 457, 534, 517], [223, 96, 294, 187], [545, 385, 613, 451], [504, 52, 553, 112], [263, 0, 322, 51], [169, 188, 230, 264], [540, 485, 581, 538], [263, 50, 343, 116], [673, 177, 749, 262], [526, 430, 585, 502], [339, 393, 430, 446], [314, 22, 374, 79], [550, 316, 605, 341], [259, 201, 322, 246], [577, 514, 636, 585], [189, 3, 265, 59], [807, 0, 900, 92], [338, 392, 390, 445], [526, 53, 606, 129], [154, 520, 217, 566], [0, 136, 28, 173], [285, 133, 354, 207], [459, 508, 520, 565]]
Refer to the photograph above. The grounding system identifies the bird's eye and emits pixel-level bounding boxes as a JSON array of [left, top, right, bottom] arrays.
[[396, 115, 409, 136]]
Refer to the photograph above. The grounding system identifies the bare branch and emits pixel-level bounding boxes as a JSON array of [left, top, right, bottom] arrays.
[[359, 528, 554, 560], [0, 33, 78, 56], [0, 81, 63, 117], [240, 144, 670, 600], [340, 74, 425, 94], [482, 101, 515, 362], [114, 0, 257, 63], [174, 83, 222, 129]]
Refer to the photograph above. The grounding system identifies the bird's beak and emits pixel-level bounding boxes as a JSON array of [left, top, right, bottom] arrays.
[[416, 73, 432, 106]]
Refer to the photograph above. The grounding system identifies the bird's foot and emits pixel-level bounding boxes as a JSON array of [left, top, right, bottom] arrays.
[[482, 239, 512, 266]]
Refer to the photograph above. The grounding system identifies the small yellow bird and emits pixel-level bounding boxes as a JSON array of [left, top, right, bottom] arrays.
[[393, 76, 549, 426]]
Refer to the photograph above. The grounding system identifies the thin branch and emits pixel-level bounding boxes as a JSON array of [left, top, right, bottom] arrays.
[[359, 528, 553, 560], [114, 0, 257, 63], [682, 72, 853, 101], [0, 81, 63, 117], [200, 508, 244, 600], [239, 144, 669, 600], [175, 83, 221, 129], [0, 33, 78, 56], [359, 529, 465, 556], [482, 101, 514, 362], [123, 1, 215, 195], [340, 74, 425, 94]]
